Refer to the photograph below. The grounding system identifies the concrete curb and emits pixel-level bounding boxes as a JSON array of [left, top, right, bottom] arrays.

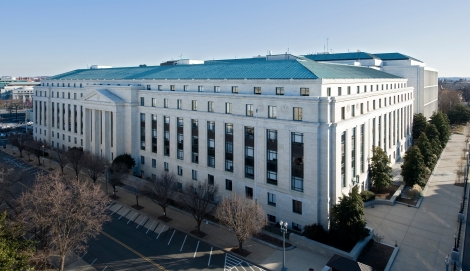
[[383, 242, 399, 271]]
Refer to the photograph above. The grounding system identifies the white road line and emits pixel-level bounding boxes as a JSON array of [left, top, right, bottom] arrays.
[[90, 258, 97, 266], [180, 235, 187, 251], [118, 208, 130, 220], [136, 216, 147, 229], [208, 247, 213, 266], [81, 252, 87, 258], [167, 229, 176, 245], [127, 213, 139, 224], [111, 205, 122, 215], [101, 266, 107, 271], [156, 225, 165, 239], [145, 221, 155, 234], [193, 241, 200, 258], [106, 203, 114, 209]]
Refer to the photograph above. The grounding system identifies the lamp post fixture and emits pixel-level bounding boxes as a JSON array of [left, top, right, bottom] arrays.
[[103, 167, 109, 197], [41, 144, 45, 166], [280, 220, 288, 271]]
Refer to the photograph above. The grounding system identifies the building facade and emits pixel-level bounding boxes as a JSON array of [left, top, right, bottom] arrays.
[[33, 56, 412, 229]]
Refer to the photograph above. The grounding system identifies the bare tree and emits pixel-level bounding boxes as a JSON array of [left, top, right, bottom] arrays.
[[180, 181, 218, 235], [17, 171, 111, 271], [438, 88, 461, 113], [215, 194, 266, 253], [0, 164, 22, 216], [146, 172, 178, 219], [9, 132, 32, 158], [25, 139, 46, 165], [127, 179, 146, 209], [108, 162, 128, 199], [50, 147, 68, 174], [65, 147, 85, 180], [82, 151, 109, 183]]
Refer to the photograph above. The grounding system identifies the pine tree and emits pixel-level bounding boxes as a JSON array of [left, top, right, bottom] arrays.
[[401, 146, 426, 187], [425, 124, 442, 155], [330, 186, 370, 244], [412, 113, 427, 140], [370, 146, 392, 192], [430, 111, 451, 145], [416, 132, 437, 170]]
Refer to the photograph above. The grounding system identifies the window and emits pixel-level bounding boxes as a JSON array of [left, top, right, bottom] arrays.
[[327, 87, 331, 96], [146, 84, 151, 90], [360, 103, 364, 114], [177, 166, 183, 176], [74, 93, 76, 99], [293, 200, 302, 214], [183, 85, 188, 92], [232, 86, 238, 94], [177, 99, 182, 109], [177, 117, 183, 127], [141, 156, 145, 165], [208, 174, 214, 185], [268, 193, 276, 206], [225, 123, 233, 135], [293, 107, 302, 121], [192, 170, 197, 180], [192, 100, 197, 111], [152, 98, 157, 107], [198, 86, 203, 92], [364, 85, 367, 92], [267, 214, 276, 223], [243, 186, 253, 199], [208, 101, 214, 112], [152, 159, 156, 168], [164, 162, 169, 171], [170, 85, 175, 91], [338, 87, 342, 96], [246, 104, 254, 116], [226, 103, 232, 114], [341, 107, 345, 120], [254, 87, 261, 95], [158, 85, 162, 91], [214, 86, 220, 93], [352, 105, 355, 117], [357, 86, 360, 94], [225, 160, 233, 172], [276, 87, 284, 95], [268, 106, 276, 119], [225, 179, 232, 191], [140, 97, 144, 106], [291, 222, 302, 231], [300, 88, 309, 96], [164, 99, 168, 108], [347, 86, 351, 95]]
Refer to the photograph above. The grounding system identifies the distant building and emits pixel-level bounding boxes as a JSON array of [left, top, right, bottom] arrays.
[[33, 55, 412, 229]]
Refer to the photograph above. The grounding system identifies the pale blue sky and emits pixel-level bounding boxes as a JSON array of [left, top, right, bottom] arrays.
[[1, 0, 468, 77]]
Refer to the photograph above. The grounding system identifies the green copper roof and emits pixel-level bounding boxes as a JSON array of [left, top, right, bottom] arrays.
[[373, 53, 422, 62], [51, 58, 401, 80], [303, 52, 377, 61]]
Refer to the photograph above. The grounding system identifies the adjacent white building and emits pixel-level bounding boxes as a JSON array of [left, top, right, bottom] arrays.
[[33, 55, 413, 230]]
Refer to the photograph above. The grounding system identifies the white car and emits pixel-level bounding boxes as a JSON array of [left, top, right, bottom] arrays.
[[27, 121, 33, 126]]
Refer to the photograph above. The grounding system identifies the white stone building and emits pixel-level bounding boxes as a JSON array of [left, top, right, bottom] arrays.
[[33, 55, 413, 230]]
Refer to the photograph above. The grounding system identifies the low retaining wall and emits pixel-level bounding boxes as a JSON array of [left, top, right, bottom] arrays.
[[364, 184, 405, 207], [288, 227, 374, 261]]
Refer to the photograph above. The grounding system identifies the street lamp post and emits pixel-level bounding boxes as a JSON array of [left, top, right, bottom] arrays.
[[280, 220, 288, 271], [41, 145, 45, 166], [103, 168, 109, 196]]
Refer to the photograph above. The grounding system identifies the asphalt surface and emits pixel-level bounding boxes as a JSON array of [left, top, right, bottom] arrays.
[[462, 187, 469, 270], [0, 150, 266, 271]]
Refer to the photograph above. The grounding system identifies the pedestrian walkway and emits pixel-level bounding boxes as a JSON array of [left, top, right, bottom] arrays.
[[2, 145, 329, 271], [364, 128, 467, 271]]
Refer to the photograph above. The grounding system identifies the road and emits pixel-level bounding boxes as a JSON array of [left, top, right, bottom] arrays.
[[0, 150, 265, 271]]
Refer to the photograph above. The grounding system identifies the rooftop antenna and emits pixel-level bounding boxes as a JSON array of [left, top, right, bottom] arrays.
[[327, 37, 329, 53], [180, 54, 182, 60]]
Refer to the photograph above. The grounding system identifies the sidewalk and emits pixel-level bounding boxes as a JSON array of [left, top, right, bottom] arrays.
[[364, 129, 467, 271], [3, 145, 330, 271]]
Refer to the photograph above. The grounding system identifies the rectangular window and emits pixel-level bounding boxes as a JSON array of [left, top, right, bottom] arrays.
[[291, 132, 304, 192], [140, 97, 144, 106], [352, 105, 355, 117], [360, 103, 364, 114], [254, 87, 261, 95], [208, 101, 214, 112], [245, 186, 253, 199], [268, 193, 276, 206], [276, 87, 284, 95], [347, 86, 351, 95], [267, 214, 276, 223], [300, 88, 309, 96], [225, 103, 232, 114], [158, 85, 162, 91], [192, 100, 197, 111], [164, 98, 168, 108], [338, 87, 342, 96], [164, 162, 169, 171], [293, 200, 302, 214], [208, 174, 214, 185], [245, 126, 255, 179], [327, 87, 331, 96], [232, 86, 238, 94], [225, 179, 232, 191], [357, 86, 360, 94], [198, 86, 203, 92], [293, 107, 302, 121], [341, 131, 346, 187], [177, 99, 182, 109], [341, 107, 345, 120], [225, 123, 233, 135], [214, 86, 220, 93], [170, 85, 175, 91], [292, 222, 302, 231], [183, 85, 188, 92], [152, 98, 157, 107], [246, 104, 254, 117], [146, 84, 151, 90], [268, 106, 276, 119], [177, 166, 183, 176], [152, 159, 156, 168], [141, 155, 145, 165], [140, 113, 146, 150]]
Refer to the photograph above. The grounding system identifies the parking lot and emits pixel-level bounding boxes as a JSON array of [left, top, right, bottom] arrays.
[[78, 203, 266, 271]]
